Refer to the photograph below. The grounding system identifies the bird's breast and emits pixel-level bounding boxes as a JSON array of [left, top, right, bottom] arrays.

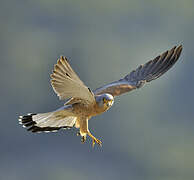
[[72, 102, 109, 117]]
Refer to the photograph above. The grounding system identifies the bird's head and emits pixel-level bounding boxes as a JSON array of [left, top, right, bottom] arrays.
[[96, 93, 114, 110]]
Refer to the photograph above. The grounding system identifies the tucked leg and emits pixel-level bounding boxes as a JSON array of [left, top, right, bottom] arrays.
[[75, 118, 80, 128], [79, 117, 102, 147]]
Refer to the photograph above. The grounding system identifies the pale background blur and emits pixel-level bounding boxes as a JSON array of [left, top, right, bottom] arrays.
[[1, 0, 194, 180]]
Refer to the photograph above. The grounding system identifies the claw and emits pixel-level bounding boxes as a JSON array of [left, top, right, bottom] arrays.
[[81, 136, 86, 144], [87, 131, 102, 147], [77, 132, 81, 136], [91, 137, 102, 147], [92, 139, 95, 147]]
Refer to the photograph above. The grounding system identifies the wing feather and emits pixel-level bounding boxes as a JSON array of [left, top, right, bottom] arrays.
[[51, 56, 95, 104], [94, 45, 182, 96]]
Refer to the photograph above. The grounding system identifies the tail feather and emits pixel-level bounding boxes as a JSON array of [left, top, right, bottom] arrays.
[[18, 108, 77, 133]]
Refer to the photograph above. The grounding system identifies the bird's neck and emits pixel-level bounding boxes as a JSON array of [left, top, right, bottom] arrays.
[[92, 102, 111, 116]]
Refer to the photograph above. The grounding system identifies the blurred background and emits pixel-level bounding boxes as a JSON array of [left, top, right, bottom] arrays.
[[1, 0, 194, 180]]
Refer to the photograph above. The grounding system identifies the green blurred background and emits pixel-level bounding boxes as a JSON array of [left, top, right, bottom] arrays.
[[1, 0, 194, 180]]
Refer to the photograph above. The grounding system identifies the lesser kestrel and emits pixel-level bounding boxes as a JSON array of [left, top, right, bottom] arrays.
[[19, 45, 182, 147]]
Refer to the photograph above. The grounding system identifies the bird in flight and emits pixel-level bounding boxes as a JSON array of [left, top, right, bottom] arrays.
[[19, 45, 182, 147]]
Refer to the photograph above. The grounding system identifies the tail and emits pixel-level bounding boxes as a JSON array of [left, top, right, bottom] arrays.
[[18, 106, 77, 133]]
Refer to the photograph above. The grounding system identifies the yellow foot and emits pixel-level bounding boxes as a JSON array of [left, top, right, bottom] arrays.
[[91, 137, 102, 147], [81, 135, 86, 144]]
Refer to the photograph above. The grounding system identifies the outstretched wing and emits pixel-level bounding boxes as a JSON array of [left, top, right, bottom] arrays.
[[94, 45, 182, 96], [51, 56, 95, 104]]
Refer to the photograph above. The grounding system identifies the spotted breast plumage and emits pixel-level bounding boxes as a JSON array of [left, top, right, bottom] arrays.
[[19, 45, 182, 147]]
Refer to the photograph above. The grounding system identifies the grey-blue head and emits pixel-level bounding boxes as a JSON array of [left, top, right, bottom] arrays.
[[95, 93, 114, 109]]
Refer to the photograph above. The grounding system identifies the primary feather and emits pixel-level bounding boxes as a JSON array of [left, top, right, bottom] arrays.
[[94, 45, 182, 96]]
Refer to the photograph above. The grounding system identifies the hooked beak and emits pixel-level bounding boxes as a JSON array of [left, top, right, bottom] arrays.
[[107, 100, 113, 107]]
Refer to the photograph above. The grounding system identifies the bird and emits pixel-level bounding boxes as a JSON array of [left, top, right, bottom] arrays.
[[18, 45, 182, 147]]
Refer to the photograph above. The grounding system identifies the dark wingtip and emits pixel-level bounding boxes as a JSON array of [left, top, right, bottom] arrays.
[[60, 56, 65, 60], [59, 56, 69, 62], [178, 44, 183, 48], [176, 45, 183, 58], [136, 44, 183, 83]]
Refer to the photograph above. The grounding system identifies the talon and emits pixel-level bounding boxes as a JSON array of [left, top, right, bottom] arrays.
[[92, 139, 95, 148], [91, 137, 102, 147], [77, 132, 81, 136], [87, 131, 102, 147], [81, 136, 86, 144]]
